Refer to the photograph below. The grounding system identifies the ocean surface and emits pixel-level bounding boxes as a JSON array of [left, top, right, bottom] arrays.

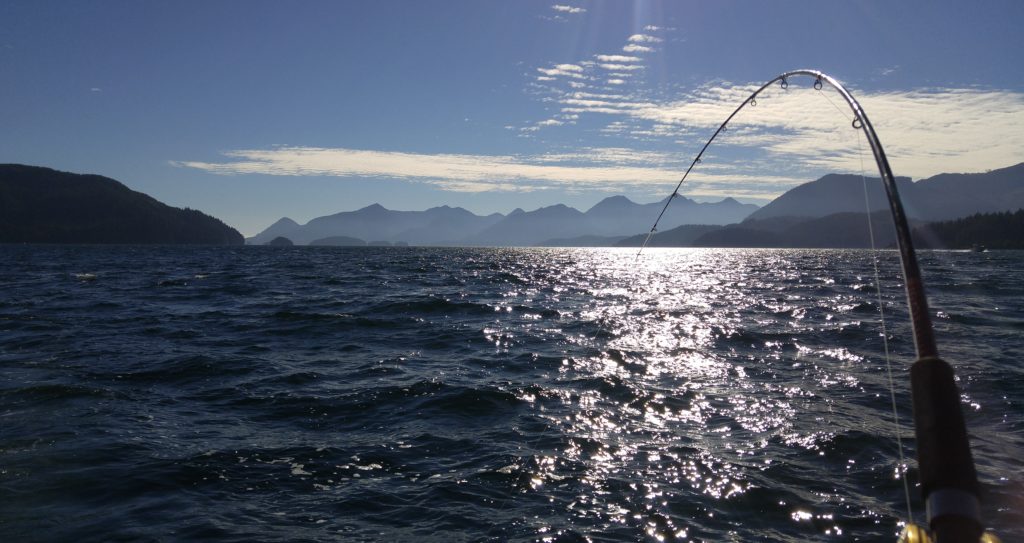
[[1, 246, 1021, 542]]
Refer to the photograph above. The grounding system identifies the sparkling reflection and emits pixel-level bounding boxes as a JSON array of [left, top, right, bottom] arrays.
[[492, 248, 918, 541]]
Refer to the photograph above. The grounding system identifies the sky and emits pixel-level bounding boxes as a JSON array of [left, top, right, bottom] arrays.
[[2, 0, 1023, 236]]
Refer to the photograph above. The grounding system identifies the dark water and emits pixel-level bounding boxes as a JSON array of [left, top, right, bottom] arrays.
[[1, 246, 1021, 542]]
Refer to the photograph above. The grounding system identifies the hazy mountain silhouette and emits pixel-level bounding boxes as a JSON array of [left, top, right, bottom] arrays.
[[583, 195, 756, 234], [0, 164, 243, 245], [615, 225, 725, 248], [249, 196, 758, 246], [909, 163, 1024, 219], [747, 163, 1024, 222], [537, 234, 628, 247], [256, 217, 301, 242], [247, 164, 1020, 247], [614, 163, 1024, 248], [464, 204, 585, 246], [393, 206, 505, 245], [247, 204, 504, 245], [744, 174, 913, 221], [618, 212, 912, 249], [309, 235, 366, 246]]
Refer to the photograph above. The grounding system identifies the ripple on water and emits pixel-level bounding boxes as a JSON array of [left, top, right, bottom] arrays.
[[0, 246, 1020, 541]]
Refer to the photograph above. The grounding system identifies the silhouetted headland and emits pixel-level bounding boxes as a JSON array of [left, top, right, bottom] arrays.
[[0, 164, 243, 245]]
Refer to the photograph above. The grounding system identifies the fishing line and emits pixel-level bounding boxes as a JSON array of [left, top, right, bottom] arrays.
[[808, 84, 916, 523], [633, 72, 929, 534], [817, 85, 853, 123], [637, 71, 985, 540], [798, 84, 919, 527], [635, 77, 779, 260], [856, 127, 916, 524]]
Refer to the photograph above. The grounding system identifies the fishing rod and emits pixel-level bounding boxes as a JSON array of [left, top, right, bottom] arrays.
[[640, 70, 986, 543]]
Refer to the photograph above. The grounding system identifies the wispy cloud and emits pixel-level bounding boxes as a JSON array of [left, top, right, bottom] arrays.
[[176, 147, 679, 189], [519, 18, 1024, 199], [537, 63, 586, 79], [536, 147, 675, 166], [522, 30, 665, 137], [527, 29, 663, 117], [595, 54, 641, 63], [551, 4, 585, 14], [174, 145, 801, 200], [522, 61, 1024, 192], [613, 82, 1024, 179], [468, 25, 1022, 201], [627, 34, 663, 44], [622, 43, 654, 53], [598, 63, 643, 71]]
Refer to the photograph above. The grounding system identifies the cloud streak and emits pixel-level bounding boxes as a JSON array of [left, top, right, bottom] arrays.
[[622, 43, 653, 53], [595, 55, 641, 63], [616, 83, 1024, 179], [627, 34, 662, 44], [551, 4, 585, 14], [175, 147, 691, 192], [525, 67, 1024, 181], [537, 63, 586, 78], [174, 145, 804, 201], [184, 52, 1022, 205], [525, 16, 1016, 199], [531, 28, 663, 88]]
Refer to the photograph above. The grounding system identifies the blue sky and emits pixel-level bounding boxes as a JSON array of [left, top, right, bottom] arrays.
[[2, 1, 1023, 235]]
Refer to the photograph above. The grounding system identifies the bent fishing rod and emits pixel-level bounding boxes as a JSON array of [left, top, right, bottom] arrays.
[[640, 70, 985, 543]]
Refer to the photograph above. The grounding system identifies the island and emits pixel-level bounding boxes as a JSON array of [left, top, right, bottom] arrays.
[[266, 236, 294, 246]]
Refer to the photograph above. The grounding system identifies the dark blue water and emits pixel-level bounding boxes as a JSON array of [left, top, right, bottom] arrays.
[[1, 246, 1021, 542]]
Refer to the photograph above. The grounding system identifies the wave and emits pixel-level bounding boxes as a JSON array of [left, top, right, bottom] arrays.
[[1, 246, 1020, 541]]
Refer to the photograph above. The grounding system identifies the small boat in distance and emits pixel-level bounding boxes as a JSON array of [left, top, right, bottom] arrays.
[[971, 244, 988, 252]]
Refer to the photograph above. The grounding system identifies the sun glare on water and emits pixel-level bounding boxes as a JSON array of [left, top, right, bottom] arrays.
[[496, 248, 900, 540]]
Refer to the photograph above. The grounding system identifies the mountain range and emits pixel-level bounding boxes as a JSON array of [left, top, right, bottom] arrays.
[[746, 163, 1024, 222], [248, 195, 759, 246], [4, 162, 1020, 248], [249, 163, 1024, 248], [615, 163, 1024, 248]]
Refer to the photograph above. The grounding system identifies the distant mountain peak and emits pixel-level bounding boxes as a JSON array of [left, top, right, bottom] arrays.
[[587, 195, 637, 213], [660, 193, 696, 204], [270, 217, 299, 227], [531, 203, 583, 218]]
